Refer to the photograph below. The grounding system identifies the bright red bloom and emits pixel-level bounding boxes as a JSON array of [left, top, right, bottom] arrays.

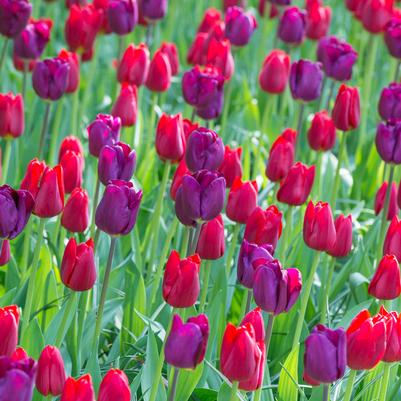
[[226, 178, 258, 224], [59, 136, 84, 161], [145, 49, 172, 92], [111, 83, 138, 127], [196, 215, 225, 260], [58, 50, 80, 93], [206, 38, 234, 80], [307, 110, 336, 152], [61, 188, 89, 233], [375, 181, 399, 221], [98, 369, 131, 401], [218, 145, 242, 188], [197, 8, 222, 33], [259, 49, 290, 94], [187, 32, 208, 65], [0, 93, 24, 138], [327, 214, 353, 258], [183, 119, 199, 141], [117, 43, 149, 86], [59, 150, 83, 194], [384, 216, 401, 261], [0, 240, 10, 266], [170, 159, 190, 201], [359, 0, 394, 34], [0, 305, 19, 357], [381, 307, 401, 362], [305, 0, 332, 40], [160, 42, 179, 76], [60, 374, 95, 401], [331, 84, 360, 131]]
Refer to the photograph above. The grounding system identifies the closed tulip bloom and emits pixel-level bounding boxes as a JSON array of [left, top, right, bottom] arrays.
[[117, 43, 149, 86], [307, 110, 336, 151], [278, 7, 306, 45], [346, 309, 387, 370], [60, 374, 95, 401], [196, 215, 225, 260], [226, 178, 258, 224], [58, 50, 80, 93], [36, 346, 66, 396], [197, 8, 222, 33], [59, 136, 84, 161], [378, 83, 401, 121], [0, 240, 10, 266], [240, 308, 265, 342], [0, 305, 19, 356], [95, 180, 142, 236], [303, 201, 336, 251], [98, 142, 136, 185], [0, 0, 32, 38], [265, 128, 297, 182], [59, 150, 83, 193], [87, 114, 121, 157], [345, 0, 361, 12], [385, 18, 401, 58], [12, 52, 35, 72], [11, 347, 28, 362], [170, 159, 190, 201], [225, 6, 257, 46], [206, 38, 234, 81], [303, 325, 346, 384], [375, 181, 399, 220], [290, 59, 323, 102], [162, 250, 201, 308], [187, 32, 207, 65], [155, 113, 186, 162], [98, 369, 130, 401], [145, 49, 172, 92], [13, 18, 52, 60], [331, 84, 360, 131], [223, 0, 246, 10], [244, 206, 283, 248], [237, 239, 274, 288], [270, 0, 291, 4], [140, 0, 167, 21], [0, 93, 24, 138], [218, 145, 242, 187], [259, 50, 291, 94], [376, 120, 401, 164], [277, 162, 315, 206], [359, 0, 393, 34], [327, 214, 353, 258], [61, 238, 96, 291], [380, 307, 401, 362], [107, 0, 137, 35], [160, 42, 179, 76], [61, 188, 89, 233], [305, 0, 331, 41], [111, 83, 138, 127], [384, 216, 401, 261], [183, 119, 199, 141]]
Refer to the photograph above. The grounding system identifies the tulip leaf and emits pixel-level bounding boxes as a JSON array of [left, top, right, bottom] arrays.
[[191, 388, 218, 401], [174, 363, 204, 401], [21, 317, 44, 359], [360, 364, 384, 401], [277, 344, 300, 401]]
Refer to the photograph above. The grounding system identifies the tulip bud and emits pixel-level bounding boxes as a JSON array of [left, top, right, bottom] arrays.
[[244, 206, 282, 249], [61, 238, 96, 291], [223, 0, 246, 10], [0, 305, 19, 356], [345, 0, 361, 12], [197, 8, 222, 33], [111, 83, 138, 127], [290, 59, 323, 102], [170, 159, 190, 201], [384, 216, 401, 261], [225, 6, 257, 46], [206, 38, 234, 80], [385, 18, 401, 59], [259, 50, 291, 94], [60, 374, 95, 401], [196, 215, 225, 260], [183, 119, 199, 141], [327, 214, 353, 258], [117, 43, 150, 86], [307, 110, 336, 152], [0, 240, 10, 266], [378, 83, 401, 121], [0, 93, 24, 138], [303, 325, 346, 385], [140, 0, 168, 21], [376, 120, 401, 164], [278, 7, 306, 45], [59, 150, 83, 194], [218, 145, 242, 187], [305, 0, 331, 40], [277, 162, 315, 206], [240, 308, 265, 342], [59, 136, 84, 161], [58, 50, 80, 94], [107, 0, 137, 35], [87, 114, 121, 157], [375, 181, 399, 221], [187, 32, 208, 65], [98, 369, 130, 401], [61, 188, 89, 233], [265, 128, 297, 182], [36, 346, 66, 396], [331, 84, 360, 131], [162, 250, 201, 308], [226, 178, 258, 224], [380, 307, 401, 362], [160, 42, 179, 76], [358, 0, 393, 34], [95, 180, 142, 236], [145, 49, 172, 92], [0, 0, 32, 38], [11, 347, 28, 361], [12, 52, 35, 72]]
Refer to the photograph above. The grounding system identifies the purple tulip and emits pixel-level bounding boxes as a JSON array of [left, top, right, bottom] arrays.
[[237, 239, 274, 289], [0, 356, 37, 401], [0, 185, 34, 240], [87, 114, 121, 157], [303, 325, 346, 385], [32, 58, 70, 101], [375, 120, 401, 164], [270, 0, 291, 4], [317, 36, 358, 82], [175, 170, 226, 226], [0, 0, 32, 38], [165, 314, 209, 369], [290, 59, 323, 102], [107, 0, 138, 35], [95, 180, 142, 236], [253, 259, 302, 315], [225, 6, 257, 47], [185, 128, 224, 172], [98, 142, 136, 186], [140, 0, 168, 21], [385, 18, 401, 59], [378, 83, 401, 121], [278, 7, 306, 45]]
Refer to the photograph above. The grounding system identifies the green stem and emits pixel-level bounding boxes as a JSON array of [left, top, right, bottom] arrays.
[[54, 291, 77, 347], [379, 364, 392, 401], [2, 139, 12, 184], [199, 260, 212, 313], [280, 206, 292, 263], [90, 175, 100, 239], [326, 80, 335, 111], [395, 60, 401, 82], [225, 224, 241, 277], [323, 384, 330, 401], [168, 368, 179, 401], [343, 370, 356, 401], [317, 76, 326, 111], [0, 37, 8, 75], [295, 102, 305, 159], [22, 61, 28, 101], [48, 99, 63, 164], [330, 131, 347, 207], [220, 80, 233, 139], [38, 102, 52, 159], [188, 222, 202, 256], [71, 89, 80, 137], [21, 219, 33, 273], [76, 290, 90, 370], [180, 227, 190, 256], [319, 257, 336, 325], [229, 381, 239, 401]]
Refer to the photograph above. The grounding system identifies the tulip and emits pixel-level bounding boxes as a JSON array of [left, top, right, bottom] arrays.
[[224, 6, 257, 47], [0, 93, 24, 138], [375, 181, 399, 221], [237, 239, 274, 288], [59, 136, 84, 161], [0, 305, 19, 356], [98, 369, 130, 401], [145, 49, 172, 92], [12, 53, 35, 72], [61, 188, 89, 233], [223, 0, 246, 10], [385, 18, 401, 59], [111, 83, 138, 127], [60, 374, 95, 401], [290, 59, 323, 102], [107, 0, 137, 35], [11, 347, 28, 361], [378, 83, 401, 121], [187, 32, 207, 66], [155, 113, 186, 162], [175, 170, 226, 226], [303, 325, 346, 384], [331, 84, 360, 131], [376, 120, 401, 164], [277, 162, 315, 206], [240, 308, 265, 342], [185, 128, 224, 172], [346, 309, 387, 370], [226, 178, 258, 224], [58, 50, 80, 93], [170, 159, 190, 201], [327, 214, 353, 258], [117, 43, 149, 86], [278, 7, 306, 45], [93, 0, 112, 33], [259, 50, 291, 94], [66, 0, 87, 7], [36, 346, 66, 396], [0, 240, 10, 266], [270, 0, 291, 5], [265, 128, 297, 182], [203, 20, 225, 52], [98, 142, 136, 185], [244, 206, 282, 249], [0, 0, 32, 38], [0, 185, 34, 239], [183, 119, 199, 141], [162, 250, 201, 308], [197, 8, 222, 33], [160, 42, 179, 76], [95, 180, 142, 236], [59, 150, 83, 193], [380, 307, 401, 362], [218, 145, 242, 187], [206, 38, 234, 80], [307, 110, 336, 151], [358, 0, 393, 34], [140, 0, 167, 21], [305, 0, 331, 41], [196, 215, 225, 260], [87, 114, 121, 157], [345, 0, 361, 12], [384, 216, 401, 261]]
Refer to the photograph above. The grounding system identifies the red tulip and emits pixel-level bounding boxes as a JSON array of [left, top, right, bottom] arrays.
[[196, 215, 225, 260], [187, 32, 208, 65], [307, 110, 336, 152], [59, 150, 83, 194], [305, 0, 332, 40], [117, 43, 150, 86], [0, 93, 24, 138], [375, 181, 399, 221], [218, 145, 242, 187], [111, 83, 138, 127], [359, 0, 394, 34], [0, 240, 10, 266], [170, 159, 190, 201], [58, 50, 80, 93], [259, 49, 290, 94], [145, 49, 172, 92], [11, 347, 28, 361], [59, 136, 84, 161], [226, 178, 258, 224], [197, 8, 222, 33], [183, 119, 199, 141], [60, 374, 95, 401], [160, 42, 179, 76], [0, 305, 19, 357], [331, 84, 360, 131], [381, 307, 401, 362], [206, 38, 234, 80], [61, 188, 89, 233], [327, 214, 353, 258], [384, 216, 401, 261], [98, 369, 130, 401]]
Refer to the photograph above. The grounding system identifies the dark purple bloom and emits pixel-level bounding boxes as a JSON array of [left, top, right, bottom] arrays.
[[87, 114, 121, 157], [107, 0, 137, 35], [378, 83, 401, 121], [270, 0, 291, 4], [0, 0, 32, 38], [175, 169, 226, 226], [376, 120, 401, 164], [165, 314, 209, 369], [224, 6, 257, 47], [98, 142, 136, 185], [290, 59, 323, 102], [278, 7, 306, 45], [140, 0, 167, 21], [95, 180, 142, 236], [385, 18, 401, 59]]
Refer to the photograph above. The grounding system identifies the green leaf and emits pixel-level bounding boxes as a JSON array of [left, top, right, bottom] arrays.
[[277, 344, 300, 401], [360, 364, 383, 401], [21, 317, 44, 359], [175, 363, 204, 401], [191, 388, 218, 401], [217, 382, 234, 401]]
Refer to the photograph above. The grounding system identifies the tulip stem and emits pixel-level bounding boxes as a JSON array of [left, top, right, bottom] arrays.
[[48, 98, 64, 164], [22, 61, 29, 100], [314, 151, 323, 199], [295, 103, 305, 159], [225, 224, 241, 277], [229, 381, 239, 401], [280, 206, 292, 263], [343, 370, 356, 401], [322, 384, 330, 401], [76, 289, 90, 370], [0, 37, 8, 75], [92, 236, 117, 354], [292, 251, 320, 348], [188, 222, 202, 255], [326, 80, 335, 111], [71, 89, 80, 137], [90, 175, 100, 239], [180, 226, 191, 256], [378, 363, 392, 401], [2, 139, 12, 184], [319, 257, 336, 325], [199, 260, 212, 313], [395, 60, 401, 82], [330, 131, 347, 208], [38, 102, 52, 159], [54, 291, 77, 348], [168, 368, 179, 401]]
